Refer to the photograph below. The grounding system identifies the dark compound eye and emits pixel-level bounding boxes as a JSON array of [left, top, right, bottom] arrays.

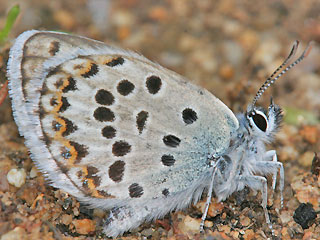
[[252, 112, 267, 132]]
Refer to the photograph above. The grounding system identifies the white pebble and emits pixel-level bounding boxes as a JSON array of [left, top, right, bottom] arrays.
[[7, 168, 27, 188], [29, 166, 38, 178]]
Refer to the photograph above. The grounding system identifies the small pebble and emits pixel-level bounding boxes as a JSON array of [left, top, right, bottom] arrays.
[[93, 208, 105, 218], [281, 227, 290, 239], [278, 145, 299, 162], [178, 215, 201, 232], [204, 220, 213, 228], [299, 126, 318, 144], [219, 64, 234, 80], [0, 170, 10, 191], [207, 201, 224, 217], [53, 10, 75, 30], [217, 225, 231, 234], [29, 166, 38, 178], [303, 231, 314, 240], [252, 40, 281, 65], [141, 227, 154, 237], [240, 216, 251, 227], [229, 230, 240, 239], [298, 151, 315, 167], [17, 184, 39, 205], [222, 40, 244, 65], [73, 219, 96, 235], [7, 168, 26, 188], [222, 20, 242, 37], [243, 229, 255, 240], [148, 6, 168, 21], [279, 210, 292, 224], [195, 200, 224, 218], [238, 29, 259, 51], [293, 203, 317, 229], [112, 10, 135, 27], [190, 48, 217, 73], [178, 34, 198, 51], [311, 153, 320, 176], [0, 227, 26, 240], [60, 214, 73, 225]]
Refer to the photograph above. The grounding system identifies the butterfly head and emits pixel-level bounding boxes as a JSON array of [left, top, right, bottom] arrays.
[[243, 40, 311, 140], [245, 99, 282, 141]]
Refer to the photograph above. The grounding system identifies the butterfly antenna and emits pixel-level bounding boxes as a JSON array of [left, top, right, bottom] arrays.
[[251, 41, 312, 107]]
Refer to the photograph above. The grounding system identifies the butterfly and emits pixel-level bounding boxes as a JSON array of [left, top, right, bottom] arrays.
[[7, 30, 311, 237]]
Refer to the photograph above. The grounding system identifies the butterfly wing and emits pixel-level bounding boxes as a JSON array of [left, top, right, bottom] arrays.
[[7, 30, 239, 208]]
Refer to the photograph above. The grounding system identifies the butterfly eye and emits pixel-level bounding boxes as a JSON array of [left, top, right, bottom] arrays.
[[250, 111, 268, 132]]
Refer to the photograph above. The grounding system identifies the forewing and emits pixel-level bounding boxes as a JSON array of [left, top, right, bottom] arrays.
[[7, 31, 239, 206]]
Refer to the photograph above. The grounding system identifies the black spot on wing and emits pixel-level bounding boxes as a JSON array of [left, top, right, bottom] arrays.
[[70, 141, 89, 163], [95, 89, 115, 105], [112, 141, 131, 157], [81, 63, 99, 78], [182, 108, 198, 124], [59, 97, 70, 112], [161, 154, 175, 166], [108, 160, 125, 182], [93, 107, 115, 122], [86, 166, 101, 187], [162, 188, 169, 197], [106, 57, 124, 67], [117, 80, 135, 96], [49, 41, 60, 56], [129, 183, 144, 198], [136, 111, 149, 134], [146, 75, 162, 94], [102, 126, 116, 139], [62, 77, 77, 93], [163, 135, 181, 148], [46, 66, 61, 78], [52, 117, 78, 137]]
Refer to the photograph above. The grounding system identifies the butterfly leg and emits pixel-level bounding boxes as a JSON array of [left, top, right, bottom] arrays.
[[239, 175, 274, 233], [262, 150, 278, 190], [255, 157, 284, 207], [199, 158, 221, 232]]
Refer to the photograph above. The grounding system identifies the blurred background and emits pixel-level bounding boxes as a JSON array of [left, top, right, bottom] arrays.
[[0, 0, 319, 239]]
